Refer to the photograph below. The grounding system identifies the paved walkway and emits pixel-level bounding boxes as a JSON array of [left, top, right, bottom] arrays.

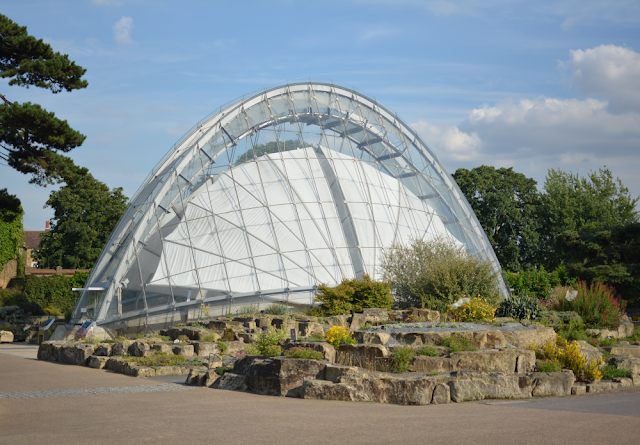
[[1, 343, 640, 444]]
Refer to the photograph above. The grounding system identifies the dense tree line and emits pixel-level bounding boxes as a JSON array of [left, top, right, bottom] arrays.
[[453, 165, 639, 302]]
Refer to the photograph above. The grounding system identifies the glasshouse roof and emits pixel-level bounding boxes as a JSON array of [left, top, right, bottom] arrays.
[[74, 81, 508, 333]]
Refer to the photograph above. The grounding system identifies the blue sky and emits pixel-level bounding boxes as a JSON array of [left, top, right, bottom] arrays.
[[2, 0, 640, 229]]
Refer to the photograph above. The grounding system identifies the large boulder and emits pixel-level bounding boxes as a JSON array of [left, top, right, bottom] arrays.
[[298, 322, 323, 337], [603, 346, 640, 358], [111, 340, 130, 356], [154, 365, 188, 376], [353, 331, 391, 345], [59, 344, 77, 364], [73, 344, 97, 366], [172, 344, 195, 357], [152, 343, 174, 354], [324, 364, 361, 382], [94, 343, 113, 356], [212, 372, 247, 391], [431, 383, 451, 404], [105, 357, 125, 373], [0, 330, 14, 343], [618, 322, 635, 338], [502, 327, 556, 348], [325, 315, 349, 329], [128, 341, 152, 357], [87, 356, 109, 369], [362, 308, 390, 321], [448, 371, 532, 402], [337, 344, 390, 360], [241, 357, 326, 397], [577, 341, 603, 365], [37, 341, 62, 361], [452, 349, 536, 373], [411, 356, 456, 373], [609, 356, 640, 374], [302, 379, 363, 402], [191, 341, 219, 357], [531, 371, 575, 397], [407, 308, 440, 322], [124, 363, 156, 378], [180, 326, 210, 341]]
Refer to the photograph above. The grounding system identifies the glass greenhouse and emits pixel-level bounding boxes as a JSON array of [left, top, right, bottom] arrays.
[[73, 81, 508, 334]]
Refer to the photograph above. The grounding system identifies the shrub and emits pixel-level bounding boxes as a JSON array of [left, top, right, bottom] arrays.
[[200, 333, 218, 342], [530, 337, 603, 381], [440, 337, 478, 352], [264, 303, 290, 315], [315, 274, 393, 316], [504, 265, 574, 300], [324, 326, 356, 348], [495, 291, 540, 320], [392, 346, 415, 373], [381, 237, 500, 313], [601, 365, 632, 380], [552, 280, 626, 329], [450, 296, 497, 322], [217, 341, 228, 354], [262, 345, 282, 357], [417, 345, 439, 357], [555, 317, 588, 342], [21, 272, 89, 315], [253, 327, 287, 355], [284, 347, 324, 360], [537, 360, 562, 372], [237, 305, 260, 316]]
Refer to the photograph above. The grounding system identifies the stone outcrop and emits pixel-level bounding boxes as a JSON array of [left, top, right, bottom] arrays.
[[172, 344, 195, 357], [609, 356, 640, 374], [411, 356, 456, 373], [530, 372, 575, 397], [94, 343, 112, 356], [281, 340, 336, 362], [352, 331, 391, 345], [603, 346, 640, 358], [431, 383, 451, 404], [576, 341, 603, 364], [392, 330, 506, 349], [502, 327, 556, 348], [325, 315, 349, 329], [448, 371, 532, 402], [73, 344, 97, 366], [212, 372, 247, 391], [87, 356, 109, 369], [111, 340, 130, 356], [191, 341, 218, 357], [586, 322, 634, 339], [236, 356, 326, 397], [0, 330, 14, 343], [128, 341, 152, 357], [452, 349, 536, 373]]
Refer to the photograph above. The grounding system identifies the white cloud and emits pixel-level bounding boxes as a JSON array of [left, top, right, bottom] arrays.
[[567, 44, 640, 113], [114, 17, 134, 45], [411, 45, 640, 199], [561, 16, 580, 31]]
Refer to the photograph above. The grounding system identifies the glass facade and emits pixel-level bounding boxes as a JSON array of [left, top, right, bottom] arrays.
[[75, 81, 509, 332]]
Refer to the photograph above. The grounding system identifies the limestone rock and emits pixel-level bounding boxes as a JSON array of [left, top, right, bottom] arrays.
[[191, 341, 218, 357], [212, 372, 247, 391], [37, 341, 60, 361], [531, 372, 575, 397], [349, 314, 369, 331], [154, 365, 187, 377], [324, 364, 361, 382], [571, 383, 587, 395], [72, 344, 97, 366], [242, 357, 326, 397], [302, 379, 365, 402], [338, 373, 440, 405], [180, 326, 210, 341], [236, 333, 256, 344], [448, 371, 532, 402], [185, 368, 207, 385], [353, 331, 390, 345], [172, 344, 195, 357], [618, 322, 634, 339], [124, 363, 156, 378], [608, 356, 640, 374], [281, 340, 336, 363], [298, 322, 322, 337], [206, 320, 244, 331], [0, 330, 14, 343], [431, 383, 450, 404], [87, 355, 109, 369], [576, 341, 603, 365], [452, 349, 536, 373], [325, 315, 349, 329], [502, 327, 556, 348], [393, 330, 506, 349], [362, 308, 390, 321], [411, 356, 456, 373], [152, 343, 174, 354], [111, 340, 130, 356], [407, 308, 440, 323], [220, 340, 246, 353], [204, 370, 221, 387], [94, 343, 113, 356], [271, 317, 289, 330], [603, 346, 640, 358], [106, 357, 125, 373], [58, 344, 76, 364], [337, 344, 390, 361], [128, 341, 152, 357]]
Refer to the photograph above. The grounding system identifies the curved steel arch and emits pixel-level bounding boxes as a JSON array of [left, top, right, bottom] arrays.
[[75, 81, 508, 329]]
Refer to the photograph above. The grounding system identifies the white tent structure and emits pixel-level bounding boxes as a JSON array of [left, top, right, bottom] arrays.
[[74, 81, 508, 334]]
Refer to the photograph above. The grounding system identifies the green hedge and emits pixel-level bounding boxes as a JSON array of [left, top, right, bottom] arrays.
[[21, 272, 89, 313]]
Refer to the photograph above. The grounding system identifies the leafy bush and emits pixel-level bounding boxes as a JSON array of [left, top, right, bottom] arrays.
[[217, 341, 228, 354], [264, 303, 290, 315], [530, 337, 603, 381], [382, 237, 500, 313], [262, 345, 282, 357], [417, 345, 439, 357], [252, 327, 287, 355], [601, 365, 632, 380], [450, 296, 497, 322], [537, 359, 561, 372], [236, 305, 260, 316], [284, 347, 324, 360], [555, 317, 588, 342], [21, 272, 89, 315], [599, 337, 617, 347], [324, 326, 356, 348], [495, 291, 540, 320], [392, 346, 415, 373], [504, 265, 573, 300], [552, 280, 626, 329], [440, 337, 478, 352], [315, 274, 393, 316]]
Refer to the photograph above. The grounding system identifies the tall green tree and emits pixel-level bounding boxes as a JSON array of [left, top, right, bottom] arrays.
[[34, 174, 128, 269], [0, 188, 24, 269], [0, 14, 88, 185], [540, 167, 639, 268], [453, 165, 541, 272]]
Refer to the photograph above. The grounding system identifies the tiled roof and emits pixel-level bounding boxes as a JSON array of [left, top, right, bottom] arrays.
[[25, 231, 46, 249]]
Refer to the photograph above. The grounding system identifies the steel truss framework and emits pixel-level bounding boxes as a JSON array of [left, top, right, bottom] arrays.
[[75, 81, 508, 330]]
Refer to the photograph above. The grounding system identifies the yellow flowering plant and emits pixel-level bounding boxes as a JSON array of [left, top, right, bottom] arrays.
[[529, 336, 602, 381], [450, 295, 497, 322], [324, 326, 356, 348]]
